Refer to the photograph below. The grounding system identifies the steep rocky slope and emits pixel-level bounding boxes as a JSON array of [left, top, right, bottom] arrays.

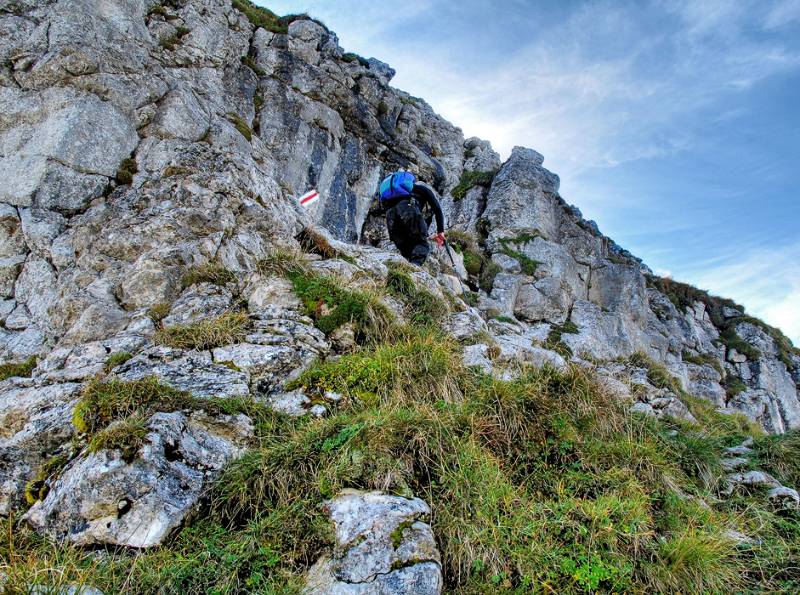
[[2, 0, 800, 593]]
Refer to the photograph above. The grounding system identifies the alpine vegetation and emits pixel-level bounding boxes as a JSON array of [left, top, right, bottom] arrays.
[[1, 1, 799, 594]]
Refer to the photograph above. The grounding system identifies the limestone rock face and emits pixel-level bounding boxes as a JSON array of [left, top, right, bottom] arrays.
[[305, 490, 442, 594], [24, 410, 252, 548], [1, 0, 799, 573]]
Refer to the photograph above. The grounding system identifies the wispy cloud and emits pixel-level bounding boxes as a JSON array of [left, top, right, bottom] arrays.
[[685, 241, 800, 344]]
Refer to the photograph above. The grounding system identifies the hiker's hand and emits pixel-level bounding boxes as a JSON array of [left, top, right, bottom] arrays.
[[433, 232, 445, 248]]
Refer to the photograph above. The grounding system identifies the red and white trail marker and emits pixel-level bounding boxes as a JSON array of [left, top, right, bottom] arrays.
[[298, 189, 319, 208]]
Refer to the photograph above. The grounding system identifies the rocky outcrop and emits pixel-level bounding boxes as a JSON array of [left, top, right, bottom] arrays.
[[0, 0, 798, 579], [23, 410, 252, 547], [305, 490, 443, 594]]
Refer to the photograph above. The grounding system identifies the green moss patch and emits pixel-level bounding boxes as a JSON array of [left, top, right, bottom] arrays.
[[498, 234, 542, 276], [115, 157, 137, 185], [104, 352, 132, 373], [0, 356, 37, 381], [226, 112, 252, 141], [451, 169, 497, 201]]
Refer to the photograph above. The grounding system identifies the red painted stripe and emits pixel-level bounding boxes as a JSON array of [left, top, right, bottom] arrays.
[[300, 191, 318, 204]]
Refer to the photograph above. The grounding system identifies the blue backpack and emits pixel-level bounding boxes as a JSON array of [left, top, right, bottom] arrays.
[[379, 171, 415, 203]]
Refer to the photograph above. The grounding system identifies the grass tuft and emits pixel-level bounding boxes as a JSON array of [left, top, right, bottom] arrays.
[[104, 352, 132, 373], [147, 301, 171, 326], [0, 356, 37, 381], [452, 169, 497, 201], [386, 263, 448, 325], [226, 112, 253, 141], [181, 262, 237, 290], [154, 311, 249, 350]]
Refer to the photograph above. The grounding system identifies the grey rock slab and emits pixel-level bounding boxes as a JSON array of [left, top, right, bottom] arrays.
[[24, 411, 252, 548], [0, 382, 81, 515], [767, 486, 800, 508], [305, 490, 442, 594], [443, 309, 488, 342], [463, 344, 493, 374], [114, 346, 250, 398], [161, 282, 233, 327]]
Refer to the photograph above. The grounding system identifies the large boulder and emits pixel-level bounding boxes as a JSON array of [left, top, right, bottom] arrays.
[[305, 490, 442, 594], [24, 410, 252, 547]]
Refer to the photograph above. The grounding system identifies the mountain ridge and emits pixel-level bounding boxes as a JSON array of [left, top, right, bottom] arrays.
[[1, 0, 799, 592]]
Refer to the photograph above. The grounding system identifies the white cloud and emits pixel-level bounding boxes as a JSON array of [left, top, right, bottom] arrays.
[[685, 242, 800, 345]]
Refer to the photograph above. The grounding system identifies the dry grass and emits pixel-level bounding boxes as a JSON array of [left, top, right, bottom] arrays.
[[154, 311, 249, 350]]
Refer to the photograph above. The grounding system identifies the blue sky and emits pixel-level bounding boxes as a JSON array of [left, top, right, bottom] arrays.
[[261, 0, 800, 343]]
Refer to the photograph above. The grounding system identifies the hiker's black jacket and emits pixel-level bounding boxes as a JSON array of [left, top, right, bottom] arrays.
[[410, 183, 445, 234], [383, 183, 445, 265]]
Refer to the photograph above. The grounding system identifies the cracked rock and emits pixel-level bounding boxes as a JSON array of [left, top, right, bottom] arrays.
[[24, 410, 252, 548], [305, 490, 442, 594]]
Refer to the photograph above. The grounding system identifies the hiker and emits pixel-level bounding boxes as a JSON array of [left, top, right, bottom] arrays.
[[378, 171, 445, 265]]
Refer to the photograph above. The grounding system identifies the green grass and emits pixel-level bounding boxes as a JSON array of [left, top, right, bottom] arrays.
[[0, 356, 37, 381], [722, 372, 748, 399], [231, 0, 313, 34], [646, 274, 799, 369], [181, 262, 237, 290], [3, 328, 797, 592], [385, 263, 448, 325], [682, 350, 724, 375], [104, 352, 132, 372], [226, 112, 252, 141], [498, 234, 542, 276], [753, 430, 800, 488], [264, 258, 395, 342], [451, 169, 497, 201], [479, 260, 501, 293], [71, 376, 197, 436], [154, 311, 249, 350], [241, 55, 265, 76], [544, 321, 579, 358], [341, 52, 370, 67]]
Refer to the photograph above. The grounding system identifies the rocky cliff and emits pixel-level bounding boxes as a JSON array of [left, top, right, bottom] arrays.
[[2, 1, 800, 593]]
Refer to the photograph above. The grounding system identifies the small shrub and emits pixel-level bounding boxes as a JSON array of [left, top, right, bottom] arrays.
[[155, 311, 249, 350], [181, 262, 237, 289], [226, 112, 252, 141], [452, 169, 497, 201], [147, 302, 171, 325], [463, 291, 479, 307], [115, 158, 137, 185], [0, 356, 37, 381], [104, 352, 132, 373]]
